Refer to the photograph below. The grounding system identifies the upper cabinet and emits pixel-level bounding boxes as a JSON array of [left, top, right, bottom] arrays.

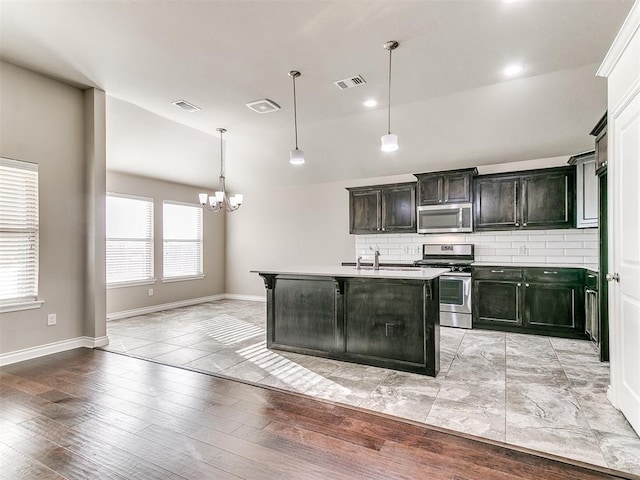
[[474, 166, 576, 231], [568, 150, 598, 228], [590, 113, 608, 175], [414, 168, 477, 206], [347, 183, 416, 234]]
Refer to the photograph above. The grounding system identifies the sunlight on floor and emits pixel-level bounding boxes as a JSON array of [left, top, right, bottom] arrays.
[[236, 340, 336, 390], [195, 314, 263, 345]]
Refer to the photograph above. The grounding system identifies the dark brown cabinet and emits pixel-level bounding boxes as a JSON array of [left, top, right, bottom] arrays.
[[414, 168, 477, 206], [591, 112, 608, 361], [473, 266, 586, 338], [345, 279, 427, 365], [591, 113, 608, 174], [348, 183, 416, 234], [474, 166, 576, 231], [259, 273, 440, 376]]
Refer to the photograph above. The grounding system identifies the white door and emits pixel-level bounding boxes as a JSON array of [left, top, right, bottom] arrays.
[[610, 87, 640, 434]]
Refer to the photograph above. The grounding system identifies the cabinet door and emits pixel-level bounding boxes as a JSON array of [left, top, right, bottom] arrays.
[[444, 172, 472, 203], [473, 280, 521, 326], [474, 177, 519, 230], [345, 280, 425, 365], [382, 184, 416, 232], [595, 127, 608, 173], [523, 283, 582, 332], [273, 278, 339, 352], [522, 169, 575, 229], [417, 175, 443, 205], [576, 156, 598, 228], [349, 189, 381, 234]]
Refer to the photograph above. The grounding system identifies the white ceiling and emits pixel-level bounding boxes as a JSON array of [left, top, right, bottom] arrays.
[[0, 0, 633, 190]]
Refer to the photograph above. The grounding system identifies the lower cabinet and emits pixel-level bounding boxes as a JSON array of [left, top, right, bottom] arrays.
[[473, 267, 586, 338], [345, 279, 426, 365], [261, 274, 440, 376]]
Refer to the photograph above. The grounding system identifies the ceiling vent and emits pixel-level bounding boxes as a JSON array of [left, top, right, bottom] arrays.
[[172, 100, 201, 112], [246, 99, 281, 113], [333, 75, 367, 90]]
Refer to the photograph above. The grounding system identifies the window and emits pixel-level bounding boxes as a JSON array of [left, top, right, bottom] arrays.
[[106, 194, 154, 286], [0, 158, 39, 309], [163, 201, 203, 281]]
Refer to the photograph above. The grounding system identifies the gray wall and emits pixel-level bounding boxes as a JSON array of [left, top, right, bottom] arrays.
[[106, 172, 226, 315], [0, 61, 105, 353]]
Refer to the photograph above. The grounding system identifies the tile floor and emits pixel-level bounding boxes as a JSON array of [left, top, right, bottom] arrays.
[[103, 299, 640, 476]]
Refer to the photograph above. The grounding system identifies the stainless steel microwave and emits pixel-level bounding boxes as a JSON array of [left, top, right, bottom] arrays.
[[417, 203, 473, 234]]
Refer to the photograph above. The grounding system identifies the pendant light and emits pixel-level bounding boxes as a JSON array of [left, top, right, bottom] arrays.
[[288, 70, 304, 165], [198, 128, 243, 212], [381, 40, 399, 152]]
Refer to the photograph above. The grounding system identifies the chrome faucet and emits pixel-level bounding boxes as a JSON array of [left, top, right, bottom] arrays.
[[369, 246, 380, 270], [356, 255, 363, 270]]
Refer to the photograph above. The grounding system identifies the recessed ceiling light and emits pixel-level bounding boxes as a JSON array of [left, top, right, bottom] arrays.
[[363, 99, 378, 108], [503, 63, 526, 76]]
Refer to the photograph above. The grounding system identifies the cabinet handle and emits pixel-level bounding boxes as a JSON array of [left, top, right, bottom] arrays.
[[517, 283, 522, 287], [543, 271, 558, 275], [523, 223, 528, 226], [586, 289, 597, 294], [515, 222, 520, 226], [588, 274, 596, 278], [491, 270, 505, 273], [525, 283, 529, 287], [382, 228, 386, 231]]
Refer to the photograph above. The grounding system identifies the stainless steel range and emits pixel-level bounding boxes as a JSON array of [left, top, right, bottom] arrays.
[[414, 244, 474, 329]]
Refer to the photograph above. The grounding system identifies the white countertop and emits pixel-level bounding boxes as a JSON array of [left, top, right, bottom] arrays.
[[251, 265, 449, 280], [472, 262, 598, 271]]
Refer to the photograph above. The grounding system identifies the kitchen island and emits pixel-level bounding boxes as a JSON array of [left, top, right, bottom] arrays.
[[252, 266, 448, 376]]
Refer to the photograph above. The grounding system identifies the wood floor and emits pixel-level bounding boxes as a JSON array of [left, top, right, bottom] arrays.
[[0, 348, 635, 480]]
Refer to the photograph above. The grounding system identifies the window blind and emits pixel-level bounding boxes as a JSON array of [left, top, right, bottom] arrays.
[[163, 201, 203, 279], [0, 158, 39, 305], [106, 194, 154, 284]]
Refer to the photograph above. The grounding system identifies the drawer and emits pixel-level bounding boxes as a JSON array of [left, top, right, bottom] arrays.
[[524, 268, 582, 284], [585, 271, 598, 290], [473, 267, 523, 281]]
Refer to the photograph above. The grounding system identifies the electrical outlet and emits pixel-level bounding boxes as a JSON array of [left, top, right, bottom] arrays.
[[148, 288, 154, 296], [518, 245, 528, 255], [47, 313, 56, 326]]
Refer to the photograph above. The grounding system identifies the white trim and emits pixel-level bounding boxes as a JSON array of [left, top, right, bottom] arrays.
[[0, 335, 109, 367], [611, 76, 640, 118], [596, 0, 640, 78], [0, 300, 44, 314], [106, 294, 225, 320], [107, 278, 156, 289], [0, 156, 38, 170], [224, 293, 266, 302], [107, 191, 154, 203], [161, 274, 205, 283]]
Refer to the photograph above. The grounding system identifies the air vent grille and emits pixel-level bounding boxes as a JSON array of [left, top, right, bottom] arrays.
[[333, 75, 367, 90], [246, 99, 281, 113], [172, 100, 201, 112]]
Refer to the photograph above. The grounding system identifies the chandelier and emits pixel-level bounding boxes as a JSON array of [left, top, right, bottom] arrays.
[[198, 128, 243, 212]]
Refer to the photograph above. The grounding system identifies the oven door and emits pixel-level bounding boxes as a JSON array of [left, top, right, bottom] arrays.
[[439, 275, 472, 314]]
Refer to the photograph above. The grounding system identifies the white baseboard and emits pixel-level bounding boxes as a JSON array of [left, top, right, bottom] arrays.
[[106, 294, 226, 321], [224, 293, 266, 302], [0, 335, 109, 367]]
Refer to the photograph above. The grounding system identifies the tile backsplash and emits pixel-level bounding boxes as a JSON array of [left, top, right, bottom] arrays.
[[354, 229, 598, 268]]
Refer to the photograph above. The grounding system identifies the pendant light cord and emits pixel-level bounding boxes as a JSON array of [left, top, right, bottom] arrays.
[[292, 75, 299, 149], [387, 47, 393, 135]]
